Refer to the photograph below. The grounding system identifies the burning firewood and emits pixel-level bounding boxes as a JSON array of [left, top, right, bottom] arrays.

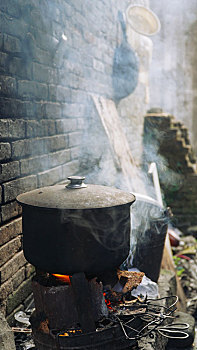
[[117, 270, 145, 294], [38, 319, 50, 334]]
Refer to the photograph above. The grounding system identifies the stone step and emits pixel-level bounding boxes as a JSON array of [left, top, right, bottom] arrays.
[[180, 126, 190, 144], [171, 121, 184, 129], [185, 156, 197, 172]]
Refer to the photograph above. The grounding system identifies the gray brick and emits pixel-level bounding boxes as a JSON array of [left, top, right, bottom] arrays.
[[4, 33, 21, 53], [0, 97, 33, 118], [0, 300, 6, 316], [0, 161, 20, 183], [18, 80, 48, 101], [33, 29, 58, 52], [45, 135, 68, 152], [20, 154, 49, 175], [48, 84, 56, 101], [62, 2, 74, 17], [70, 89, 88, 104], [26, 120, 56, 138], [62, 160, 79, 178], [63, 61, 83, 77], [70, 146, 80, 160], [12, 267, 26, 290], [3, 175, 37, 202], [8, 56, 32, 80], [0, 33, 3, 49], [48, 149, 71, 168], [0, 142, 11, 161], [41, 119, 56, 136], [0, 0, 20, 18], [0, 76, 17, 96], [0, 218, 22, 246], [0, 251, 26, 284], [0, 12, 28, 38], [11, 139, 27, 158], [19, 101, 35, 118], [9, 119, 26, 139], [1, 201, 22, 223], [38, 166, 63, 187], [47, 2, 61, 21], [49, 85, 71, 102], [45, 102, 62, 119], [0, 237, 21, 267], [0, 119, 26, 139], [25, 264, 35, 279], [61, 103, 86, 118], [34, 101, 45, 119], [0, 120, 8, 139], [69, 0, 83, 12], [58, 72, 83, 89], [56, 118, 77, 133], [0, 52, 8, 73], [32, 62, 58, 84], [28, 7, 51, 32], [83, 30, 94, 44], [0, 185, 2, 204], [68, 131, 82, 147], [77, 118, 85, 130], [0, 279, 13, 303], [32, 45, 52, 66], [6, 277, 32, 315], [63, 47, 81, 64], [12, 138, 45, 158]]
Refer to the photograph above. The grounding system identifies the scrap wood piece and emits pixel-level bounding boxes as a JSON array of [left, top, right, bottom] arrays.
[[120, 296, 145, 306], [12, 327, 32, 333], [161, 235, 187, 312], [92, 95, 135, 167], [92, 95, 146, 192], [38, 319, 50, 334], [105, 290, 122, 303], [117, 270, 145, 294], [116, 308, 146, 316]]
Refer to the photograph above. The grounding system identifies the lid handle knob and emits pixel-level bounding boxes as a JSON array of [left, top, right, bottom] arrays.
[[66, 176, 87, 189]]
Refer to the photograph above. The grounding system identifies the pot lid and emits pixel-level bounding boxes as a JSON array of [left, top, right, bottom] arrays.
[[17, 176, 135, 210]]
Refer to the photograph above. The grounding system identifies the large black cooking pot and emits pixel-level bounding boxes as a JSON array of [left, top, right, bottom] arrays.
[[17, 176, 135, 275]]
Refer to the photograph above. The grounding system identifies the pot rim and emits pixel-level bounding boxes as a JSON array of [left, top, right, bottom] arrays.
[[17, 184, 136, 210]]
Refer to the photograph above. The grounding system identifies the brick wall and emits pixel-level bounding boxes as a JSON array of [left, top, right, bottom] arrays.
[[0, 0, 142, 322], [143, 110, 197, 231]]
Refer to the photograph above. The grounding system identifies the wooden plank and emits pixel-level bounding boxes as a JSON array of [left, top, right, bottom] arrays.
[[161, 234, 186, 312], [92, 95, 146, 192]]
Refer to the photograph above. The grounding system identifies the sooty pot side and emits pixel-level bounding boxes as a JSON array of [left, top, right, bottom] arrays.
[[17, 177, 135, 275]]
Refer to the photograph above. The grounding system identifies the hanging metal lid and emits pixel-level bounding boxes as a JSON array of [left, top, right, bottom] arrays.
[[126, 5, 161, 36], [17, 176, 135, 210]]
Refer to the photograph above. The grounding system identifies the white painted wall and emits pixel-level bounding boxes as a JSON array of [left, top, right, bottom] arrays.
[[149, 0, 197, 154], [118, 0, 153, 165]]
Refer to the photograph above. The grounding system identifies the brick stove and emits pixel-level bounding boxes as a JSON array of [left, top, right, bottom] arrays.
[[16, 177, 188, 349], [29, 270, 145, 350], [16, 177, 140, 349]]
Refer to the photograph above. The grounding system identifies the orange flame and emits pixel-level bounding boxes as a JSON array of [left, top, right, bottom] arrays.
[[52, 274, 71, 284], [103, 292, 113, 310], [59, 329, 82, 337]]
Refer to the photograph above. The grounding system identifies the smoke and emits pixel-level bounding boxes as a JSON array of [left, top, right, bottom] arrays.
[[2, 0, 176, 264], [60, 206, 131, 251]]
